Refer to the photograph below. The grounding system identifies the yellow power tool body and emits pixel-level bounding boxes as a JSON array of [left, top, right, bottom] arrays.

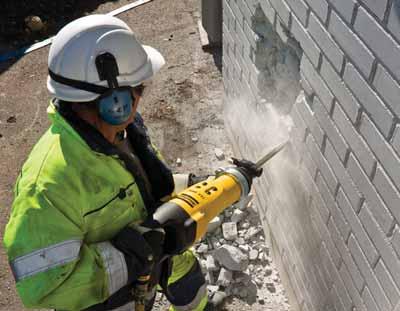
[[144, 141, 287, 255], [149, 168, 245, 255]]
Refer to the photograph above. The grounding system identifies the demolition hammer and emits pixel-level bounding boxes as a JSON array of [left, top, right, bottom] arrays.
[[133, 141, 288, 311]]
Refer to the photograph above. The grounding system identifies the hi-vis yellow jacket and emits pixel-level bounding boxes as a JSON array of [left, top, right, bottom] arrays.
[[3, 102, 203, 311]]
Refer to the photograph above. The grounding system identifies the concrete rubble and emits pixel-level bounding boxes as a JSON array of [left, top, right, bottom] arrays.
[[217, 268, 233, 286], [194, 195, 288, 308], [222, 222, 238, 240], [205, 255, 219, 271], [207, 216, 222, 233], [231, 209, 245, 223], [214, 148, 225, 160], [214, 244, 248, 271], [249, 249, 259, 261]]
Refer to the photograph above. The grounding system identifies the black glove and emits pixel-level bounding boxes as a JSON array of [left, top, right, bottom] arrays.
[[83, 282, 157, 311], [83, 284, 134, 311], [231, 158, 263, 187], [188, 173, 212, 186], [111, 226, 165, 282]]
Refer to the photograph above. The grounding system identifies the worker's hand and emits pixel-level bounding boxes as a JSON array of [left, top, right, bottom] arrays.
[[111, 225, 165, 282], [134, 225, 165, 263]]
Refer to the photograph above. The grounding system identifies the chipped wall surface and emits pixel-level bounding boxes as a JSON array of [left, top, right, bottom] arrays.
[[223, 0, 400, 310]]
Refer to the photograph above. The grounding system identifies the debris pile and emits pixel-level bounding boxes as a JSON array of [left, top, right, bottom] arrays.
[[193, 195, 287, 307]]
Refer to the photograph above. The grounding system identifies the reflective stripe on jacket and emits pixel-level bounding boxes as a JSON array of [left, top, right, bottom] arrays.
[[3, 101, 176, 310]]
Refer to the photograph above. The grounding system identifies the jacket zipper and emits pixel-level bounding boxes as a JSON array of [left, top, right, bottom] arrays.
[[83, 181, 136, 217]]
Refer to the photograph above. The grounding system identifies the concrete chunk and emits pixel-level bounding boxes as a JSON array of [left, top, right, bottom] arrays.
[[214, 148, 225, 160], [209, 237, 221, 249], [241, 222, 250, 229], [249, 249, 259, 261], [210, 291, 227, 306], [222, 222, 238, 240], [207, 216, 222, 233], [224, 210, 233, 218], [213, 245, 249, 271], [206, 255, 219, 271], [205, 270, 216, 285], [207, 285, 219, 295], [231, 209, 246, 223], [217, 268, 233, 286], [239, 288, 248, 298], [244, 227, 262, 241], [236, 237, 246, 245], [239, 244, 250, 253], [196, 243, 209, 254], [234, 272, 251, 285], [266, 282, 276, 293]]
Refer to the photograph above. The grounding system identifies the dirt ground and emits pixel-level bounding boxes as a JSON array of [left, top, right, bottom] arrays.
[[0, 1, 289, 310]]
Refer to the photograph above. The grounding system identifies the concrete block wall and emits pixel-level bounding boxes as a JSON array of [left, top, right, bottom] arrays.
[[222, 0, 400, 310]]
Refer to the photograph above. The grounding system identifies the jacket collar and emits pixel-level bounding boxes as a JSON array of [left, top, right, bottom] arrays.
[[50, 99, 174, 213], [51, 99, 120, 156]]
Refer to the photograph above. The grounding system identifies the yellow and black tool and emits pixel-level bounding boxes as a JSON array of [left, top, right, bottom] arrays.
[[134, 141, 287, 311], [147, 140, 287, 255]]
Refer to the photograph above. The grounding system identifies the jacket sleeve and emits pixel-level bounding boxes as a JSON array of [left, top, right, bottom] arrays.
[[3, 186, 129, 310]]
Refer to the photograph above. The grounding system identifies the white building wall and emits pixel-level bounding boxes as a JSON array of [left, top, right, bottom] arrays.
[[223, 1, 400, 310]]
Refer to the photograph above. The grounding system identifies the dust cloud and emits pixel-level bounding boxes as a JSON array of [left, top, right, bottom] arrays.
[[224, 92, 312, 244], [224, 95, 294, 163]]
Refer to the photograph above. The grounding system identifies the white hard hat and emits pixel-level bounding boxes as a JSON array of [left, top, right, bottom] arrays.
[[47, 14, 165, 102]]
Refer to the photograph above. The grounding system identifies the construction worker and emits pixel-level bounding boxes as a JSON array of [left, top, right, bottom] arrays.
[[3, 15, 209, 311]]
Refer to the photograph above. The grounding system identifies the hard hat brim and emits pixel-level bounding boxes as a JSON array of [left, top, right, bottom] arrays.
[[47, 45, 165, 102], [141, 45, 166, 84]]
